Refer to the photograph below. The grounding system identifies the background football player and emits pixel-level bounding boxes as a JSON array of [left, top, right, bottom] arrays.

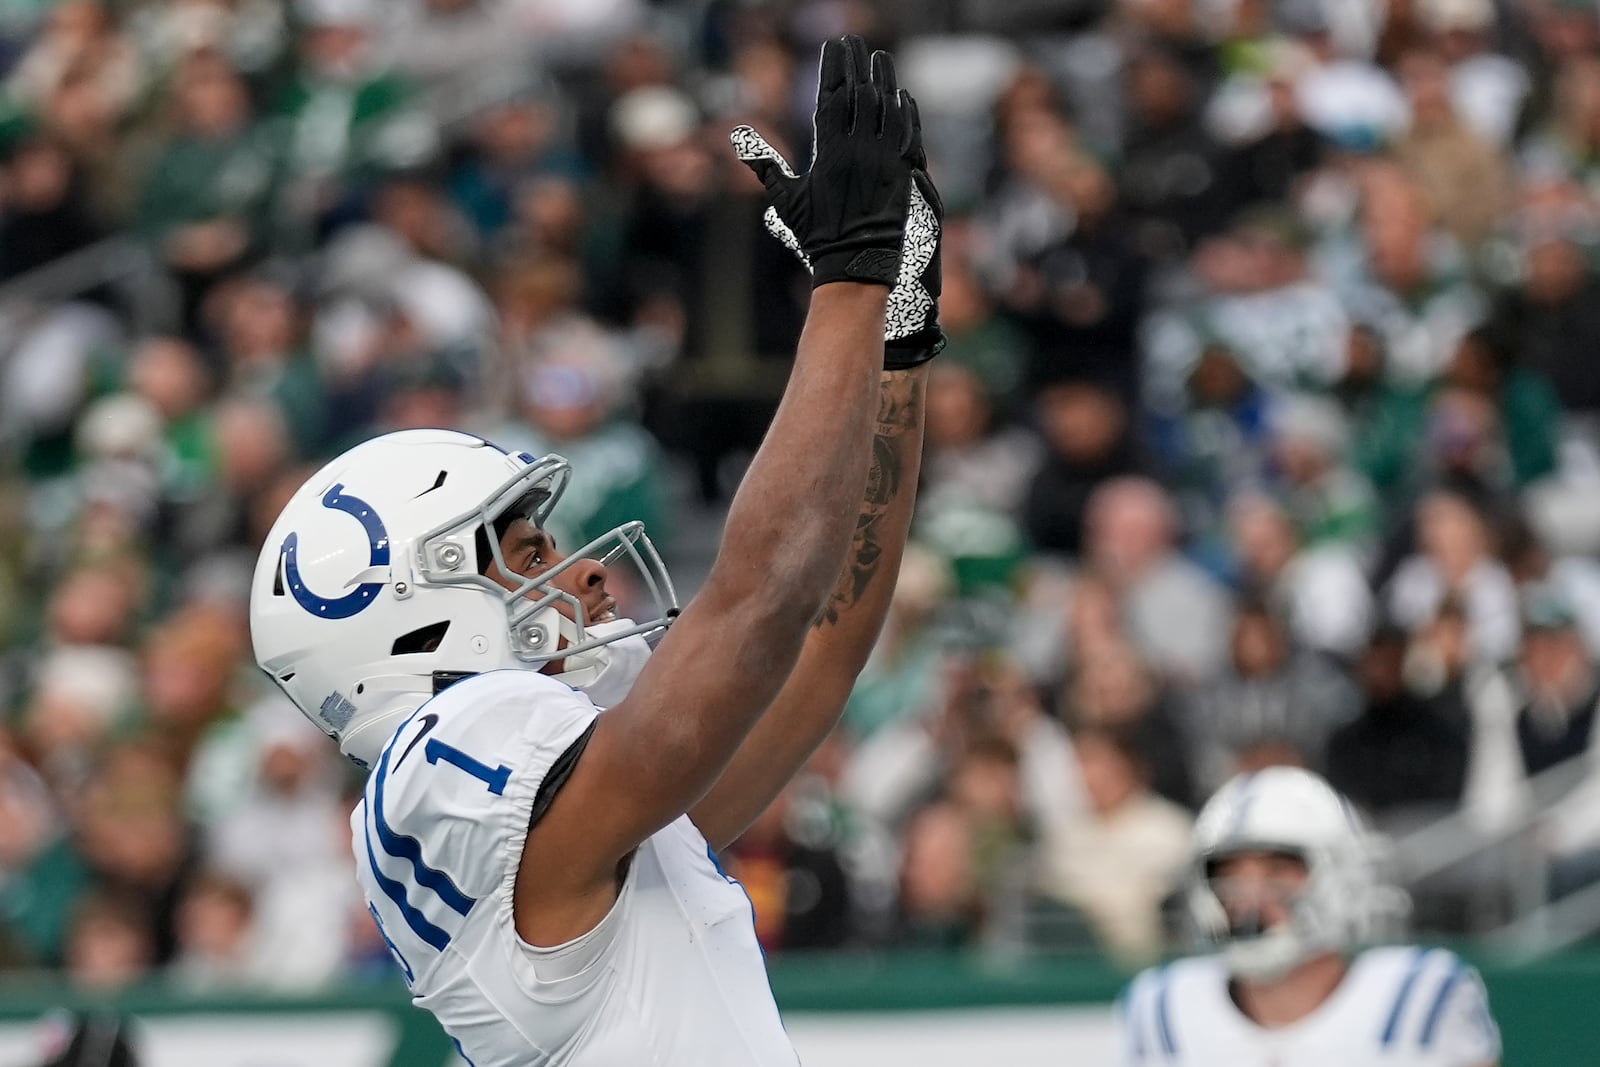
[[1121, 766, 1502, 1067]]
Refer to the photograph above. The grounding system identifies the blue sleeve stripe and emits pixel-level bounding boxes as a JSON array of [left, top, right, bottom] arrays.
[[1155, 967, 1178, 1057], [372, 731, 476, 916], [364, 817, 451, 951], [1120, 978, 1149, 1062], [1228, 774, 1258, 836], [1381, 947, 1436, 1047], [1419, 960, 1470, 1048], [1120, 985, 1145, 1062]]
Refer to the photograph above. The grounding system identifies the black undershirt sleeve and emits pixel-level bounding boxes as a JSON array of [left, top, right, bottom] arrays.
[[528, 718, 599, 831]]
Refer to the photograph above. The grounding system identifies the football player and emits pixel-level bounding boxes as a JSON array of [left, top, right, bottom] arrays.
[[1122, 767, 1501, 1066], [248, 35, 943, 1066]]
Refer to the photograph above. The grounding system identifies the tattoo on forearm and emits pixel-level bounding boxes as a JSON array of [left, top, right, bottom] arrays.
[[815, 376, 922, 628]]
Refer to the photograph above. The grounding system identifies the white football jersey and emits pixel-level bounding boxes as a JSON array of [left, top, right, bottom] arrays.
[[351, 669, 800, 1067], [1122, 947, 1501, 1067]]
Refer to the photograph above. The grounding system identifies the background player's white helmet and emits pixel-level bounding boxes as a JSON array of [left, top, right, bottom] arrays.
[[249, 429, 677, 768], [1187, 767, 1400, 981]]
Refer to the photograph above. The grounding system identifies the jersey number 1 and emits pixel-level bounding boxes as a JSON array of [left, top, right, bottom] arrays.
[[425, 739, 511, 795]]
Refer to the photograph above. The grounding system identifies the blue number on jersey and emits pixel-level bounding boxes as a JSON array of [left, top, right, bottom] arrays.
[[365, 723, 515, 965], [365, 729, 515, 968], [425, 739, 512, 795]]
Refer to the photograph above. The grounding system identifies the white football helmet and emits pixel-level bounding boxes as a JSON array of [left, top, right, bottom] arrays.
[[249, 429, 678, 768], [1187, 767, 1402, 981]]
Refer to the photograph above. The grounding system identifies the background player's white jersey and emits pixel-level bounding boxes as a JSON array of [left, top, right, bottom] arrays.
[[1122, 947, 1501, 1067], [350, 669, 800, 1067]]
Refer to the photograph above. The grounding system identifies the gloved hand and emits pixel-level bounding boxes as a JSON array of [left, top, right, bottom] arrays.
[[731, 35, 915, 290], [731, 36, 945, 369]]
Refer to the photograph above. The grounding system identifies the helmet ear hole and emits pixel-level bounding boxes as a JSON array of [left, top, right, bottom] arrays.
[[391, 620, 451, 655]]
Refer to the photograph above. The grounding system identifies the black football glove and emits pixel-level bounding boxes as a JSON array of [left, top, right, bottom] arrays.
[[731, 35, 913, 290], [732, 38, 945, 369]]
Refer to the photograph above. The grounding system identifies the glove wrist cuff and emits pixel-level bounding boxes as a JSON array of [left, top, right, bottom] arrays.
[[883, 329, 946, 371], [812, 247, 901, 288]]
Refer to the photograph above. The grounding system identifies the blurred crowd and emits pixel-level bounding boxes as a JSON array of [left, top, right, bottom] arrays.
[[6, 0, 1600, 994]]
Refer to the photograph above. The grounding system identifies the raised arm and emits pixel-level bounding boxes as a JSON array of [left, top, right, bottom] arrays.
[[690, 366, 927, 849], [513, 37, 925, 945], [688, 74, 945, 850]]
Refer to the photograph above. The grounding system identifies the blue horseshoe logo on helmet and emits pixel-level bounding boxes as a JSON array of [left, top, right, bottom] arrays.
[[280, 484, 391, 620]]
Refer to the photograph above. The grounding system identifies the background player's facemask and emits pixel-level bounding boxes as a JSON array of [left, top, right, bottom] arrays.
[[1220, 900, 1314, 981], [1227, 929, 1310, 982], [554, 617, 653, 708], [1199, 868, 1345, 982]]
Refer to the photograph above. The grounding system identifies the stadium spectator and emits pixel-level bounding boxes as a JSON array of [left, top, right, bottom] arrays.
[[0, 134, 102, 282], [1326, 624, 1472, 818], [1488, 200, 1600, 422], [1035, 724, 1191, 963], [1022, 379, 1142, 558], [1229, 491, 1375, 660], [1060, 636, 1195, 809], [1387, 488, 1521, 664], [920, 362, 1042, 522], [1183, 598, 1361, 792], [63, 891, 156, 991], [484, 322, 667, 553], [725, 774, 853, 953], [138, 50, 276, 330], [1513, 587, 1599, 778], [896, 799, 982, 949], [1331, 162, 1483, 384], [1082, 476, 1234, 682], [169, 871, 257, 988], [1357, 325, 1561, 514], [4, 1, 143, 126]]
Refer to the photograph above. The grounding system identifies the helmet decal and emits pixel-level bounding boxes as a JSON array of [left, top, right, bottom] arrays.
[[320, 689, 359, 729], [281, 483, 392, 620]]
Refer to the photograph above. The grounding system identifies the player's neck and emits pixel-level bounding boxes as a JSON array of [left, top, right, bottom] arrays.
[[1232, 952, 1349, 1030]]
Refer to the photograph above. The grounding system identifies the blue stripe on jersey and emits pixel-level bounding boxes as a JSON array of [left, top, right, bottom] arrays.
[[706, 843, 768, 963], [368, 901, 415, 985], [1381, 947, 1435, 1047], [371, 729, 476, 917], [1154, 967, 1178, 1057], [1418, 958, 1469, 1048], [1132, 1000, 1146, 1061], [1122, 983, 1146, 1061], [364, 815, 452, 951], [1228, 774, 1258, 836]]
